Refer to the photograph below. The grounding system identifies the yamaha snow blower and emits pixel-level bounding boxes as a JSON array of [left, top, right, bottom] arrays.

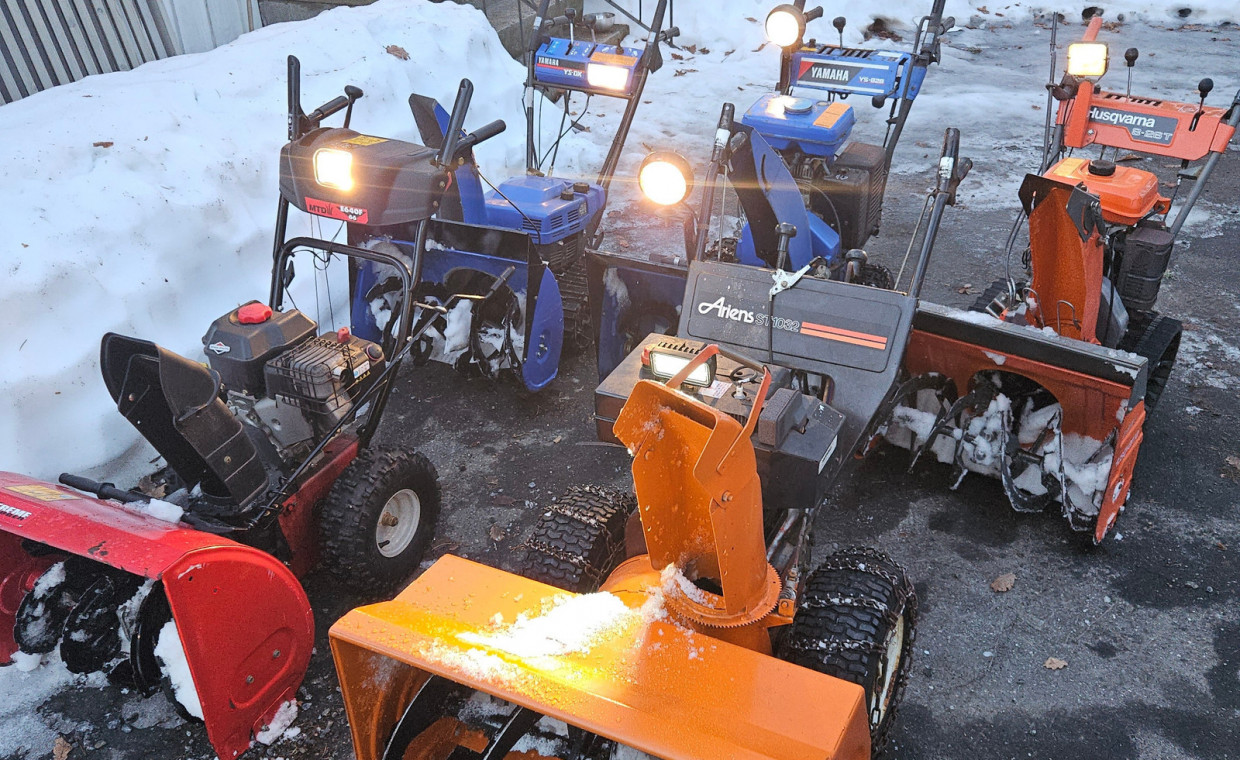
[[590, 0, 953, 378], [348, 0, 678, 393], [0, 60, 511, 759], [324, 130, 971, 760], [881, 17, 1239, 542]]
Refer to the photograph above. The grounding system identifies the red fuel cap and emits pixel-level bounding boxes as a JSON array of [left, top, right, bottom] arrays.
[[337, 326, 351, 343], [237, 302, 273, 324]]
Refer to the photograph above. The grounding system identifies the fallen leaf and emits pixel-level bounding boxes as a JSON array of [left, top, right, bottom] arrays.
[[685, 44, 698, 53], [1116, 152, 1143, 162], [492, 494, 516, 506], [136, 475, 168, 499], [671, 52, 685, 60], [1043, 656, 1067, 670], [553, 435, 562, 443], [978, 5, 989, 12], [744, 17, 757, 23], [616, 238, 630, 249], [990, 573, 1016, 592], [21, 243, 28, 248], [751, 42, 767, 52], [385, 44, 410, 60], [93, 141, 113, 148], [957, 283, 976, 295], [673, 68, 697, 77], [53, 737, 71, 760], [488, 525, 506, 542]]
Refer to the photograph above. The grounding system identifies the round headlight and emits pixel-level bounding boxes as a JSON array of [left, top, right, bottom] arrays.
[[765, 5, 805, 49], [638, 152, 693, 207]]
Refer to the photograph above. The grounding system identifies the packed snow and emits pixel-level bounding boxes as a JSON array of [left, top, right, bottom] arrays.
[[254, 699, 299, 745], [153, 620, 203, 720]]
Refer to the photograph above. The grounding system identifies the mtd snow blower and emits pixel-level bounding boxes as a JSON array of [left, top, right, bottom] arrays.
[[349, 0, 678, 393], [324, 130, 973, 760], [589, 0, 954, 377], [881, 17, 1240, 542], [0, 60, 511, 759]]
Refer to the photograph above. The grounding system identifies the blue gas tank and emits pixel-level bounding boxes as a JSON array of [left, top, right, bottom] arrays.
[[483, 175, 604, 245], [740, 93, 856, 159]]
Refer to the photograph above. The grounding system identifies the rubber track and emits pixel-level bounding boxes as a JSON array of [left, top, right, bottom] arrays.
[[1123, 314, 1182, 414], [518, 485, 635, 593]]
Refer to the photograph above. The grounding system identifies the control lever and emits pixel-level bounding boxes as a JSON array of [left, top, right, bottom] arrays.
[[832, 16, 845, 47], [1124, 47, 1138, 97]]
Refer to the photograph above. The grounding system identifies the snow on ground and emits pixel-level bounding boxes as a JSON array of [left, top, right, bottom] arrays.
[[0, 652, 106, 757]]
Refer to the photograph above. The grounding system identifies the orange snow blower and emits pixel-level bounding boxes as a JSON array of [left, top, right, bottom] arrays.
[[331, 345, 917, 760], [882, 17, 1238, 541], [0, 62, 518, 758]]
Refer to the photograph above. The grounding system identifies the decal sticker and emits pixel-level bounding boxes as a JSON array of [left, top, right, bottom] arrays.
[[1088, 106, 1177, 146], [208, 341, 231, 355], [304, 197, 369, 224], [813, 102, 851, 129], [798, 61, 860, 85], [6, 484, 78, 501], [799, 320, 888, 350], [0, 502, 32, 521], [589, 51, 638, 67], [342, 135, 387, 146]]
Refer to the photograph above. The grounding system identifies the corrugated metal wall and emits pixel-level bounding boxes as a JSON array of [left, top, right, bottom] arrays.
[[0, 0, 260, 105]]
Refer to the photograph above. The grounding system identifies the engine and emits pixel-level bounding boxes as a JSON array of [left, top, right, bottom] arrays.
[[202, 301, 385, 464]]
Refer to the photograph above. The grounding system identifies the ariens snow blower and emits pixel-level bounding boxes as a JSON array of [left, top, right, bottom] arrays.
[[881, 16, 1239, 542], [0, 59, 513, 758], [325, 128, 973, 760]]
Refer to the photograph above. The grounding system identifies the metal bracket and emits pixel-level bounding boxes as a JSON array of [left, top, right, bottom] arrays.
[[769, 264, 811, 298]]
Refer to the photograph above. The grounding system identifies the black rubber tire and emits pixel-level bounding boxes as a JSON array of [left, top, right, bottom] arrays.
[[1123, 314, 1182, 414], [969, 278, 1013, 314], [518, 486, 636, 593], [319, 448, 441, 594], [855, 263, 895, 290], [777, 547, 917, 758]]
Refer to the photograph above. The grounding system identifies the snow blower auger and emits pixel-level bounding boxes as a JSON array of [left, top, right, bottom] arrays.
[[588, 0, 953, 378], [0, 63, 513, 759], [347, 0, 678, 393], [881, 16, 1240, 543], [330, 342, 918, 760]]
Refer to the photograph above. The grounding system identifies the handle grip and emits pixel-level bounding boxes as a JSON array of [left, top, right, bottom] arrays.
[[453, 119, 507, 158], [805, 6, 824, 23], [437, 79, 475, 166], [58, 473, 146, 504], [309, 95, 349, 123], [660, 25, 680, 41]]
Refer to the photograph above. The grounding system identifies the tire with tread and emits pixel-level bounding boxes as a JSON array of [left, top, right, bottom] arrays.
[[319, 447, 441, 594], [777, 547, 917, 758], [969, 278, 1014, 314], [856, 263, 895, 290], [518, 486, 636, 593]]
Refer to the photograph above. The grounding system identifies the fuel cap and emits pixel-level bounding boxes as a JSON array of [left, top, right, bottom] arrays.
[[573, 182, 590, 194], [1087, 159, 1116, 177], [781, 96, 814, 114]]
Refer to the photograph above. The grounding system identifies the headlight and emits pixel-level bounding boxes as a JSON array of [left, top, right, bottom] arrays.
[[647, 341, 717, 388], [313, 148, 354, 191], [586, 63, 630, 92], [765, 5, 805, 49], [1066, 42, 1109, 79], [638, 151, 693, 207]]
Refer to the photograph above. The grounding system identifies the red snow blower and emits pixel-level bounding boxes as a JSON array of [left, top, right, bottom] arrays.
[[0, 60, 509, 758]]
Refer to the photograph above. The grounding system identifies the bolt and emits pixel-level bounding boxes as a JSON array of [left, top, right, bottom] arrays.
[[722, 491, 732, 502], [224, 455, 232, 464], [246, 675, 254, 684], [272, 649, 281, 659]]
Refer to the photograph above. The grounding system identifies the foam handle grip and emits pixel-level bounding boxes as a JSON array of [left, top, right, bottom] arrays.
[[805, 6, 824, 23]]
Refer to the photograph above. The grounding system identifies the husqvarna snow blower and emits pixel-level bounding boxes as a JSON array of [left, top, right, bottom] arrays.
[[0, 60, 510, 759], [881, 17, 1239, 542], [325, 130, 972, 760], [348, 0, 678, 393], [590, 0, 953, 378]]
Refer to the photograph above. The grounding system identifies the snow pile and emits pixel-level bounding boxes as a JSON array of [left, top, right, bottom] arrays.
[[153, 620, 203, 720], [121, 498, 185, 524], [0, 651, 107, 757], [0, 0, 591, 483], [255, 699, 299, 745], [460, 591, 636, 658]]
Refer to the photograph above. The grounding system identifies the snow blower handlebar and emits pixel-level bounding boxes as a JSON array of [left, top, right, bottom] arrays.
[[286, 55, 364, 142], [57, 473, 148, 504], [906, 128, 971, 299]]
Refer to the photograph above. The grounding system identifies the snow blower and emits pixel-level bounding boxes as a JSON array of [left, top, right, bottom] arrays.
[[330, 344, 916, 760], [0, 61, 512, 758], [348, 0, 678, 393], [881, 17, 1240, 542], [326, 129, 971, 760], [590, 0, 953, 378]]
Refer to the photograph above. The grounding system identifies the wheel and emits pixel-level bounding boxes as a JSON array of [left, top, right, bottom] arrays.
[[319, 448, 442, 593], [1123, 314, 1181, 414], [518, 485, 636, 593], [777, 547, 917, 757], [855, 263, 894, 290]]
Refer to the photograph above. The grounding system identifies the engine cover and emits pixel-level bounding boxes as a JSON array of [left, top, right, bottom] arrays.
[[483, 175, 604, 246], [202, 302, 316, 397], [264, 331, 386, 434]]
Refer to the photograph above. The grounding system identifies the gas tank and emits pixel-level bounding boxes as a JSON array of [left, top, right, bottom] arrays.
[[741, 93, 856, 159], [1043, 157, 1168, 226]]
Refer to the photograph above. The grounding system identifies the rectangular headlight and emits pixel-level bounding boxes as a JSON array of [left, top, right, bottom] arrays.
[[648, 342, 717, 388], [1066, 42, 1108, 79], [586, 63, 630, 92], [313, 148, 354, 191]]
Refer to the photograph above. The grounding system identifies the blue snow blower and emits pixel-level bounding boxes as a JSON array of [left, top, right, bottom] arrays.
[[590, 0, 952, 379], [347, 0, 677, 393]]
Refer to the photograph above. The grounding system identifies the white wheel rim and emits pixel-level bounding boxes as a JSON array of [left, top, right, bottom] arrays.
[[375, 489, 422, 559], [872, 613, 907, 725]]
